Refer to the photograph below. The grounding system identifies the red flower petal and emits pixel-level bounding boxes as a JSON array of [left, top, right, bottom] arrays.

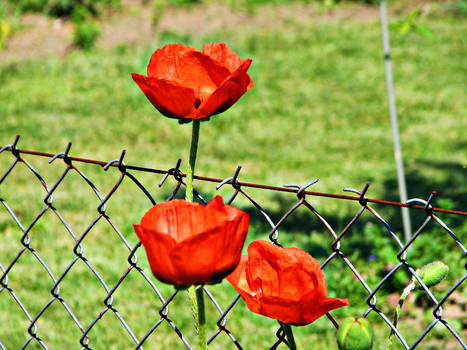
[[133, 224, 177, 285], [146, 43, 231, 101], [227, 240, 349, 326], [227, 256, 261, 313], [147, 43, 198, 77], [247, 241, 324, 300], [140, 199, 223, 242], [168, 228, 224, 285], [135, 196, 249, 286], [131, 73, 196, 118], [255, 295, 348, 326], [195, 59, 253, 119], [256, 295, 304, 325], [133, 43, 254, 120], [203, 43, 254, 90], [303, 296, 350, 323], [168, 221, 243, 285], [203, 43, 243, 73]]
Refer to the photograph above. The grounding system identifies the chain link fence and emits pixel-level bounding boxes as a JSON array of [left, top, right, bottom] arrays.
[[0, 137, 465, 349]]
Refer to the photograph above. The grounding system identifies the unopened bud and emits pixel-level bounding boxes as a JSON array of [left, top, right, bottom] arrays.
[[337, 317, 373, 350], [413, 261, 449, 290]]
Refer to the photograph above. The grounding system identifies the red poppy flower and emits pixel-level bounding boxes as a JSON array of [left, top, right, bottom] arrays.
[[133, 196, 250, 286], [132, 43, 254, 120], [227, 240, 349, 326]]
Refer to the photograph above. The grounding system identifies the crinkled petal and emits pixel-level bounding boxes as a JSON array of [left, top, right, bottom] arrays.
[[299, 297, 349, 326], [132, 73, 196, 119], [140, 199, 226, 242], [230, 240, 349, 326], [256, 296, 303, 325], [138, 197, 249, 285], [207, 195, 250, 222], [246, 240, 325, 300], [204, 196, 250, 279], [133, 224, 177, 285], [203, 43, 254, 90], [168, 228, 229, 285], [227, 256, 261, 313], [202, 43, 243, 72], [147, 43, 199, 77], [212, 211, 249, 278], [195, 59, 253, 119], [246, 241, 280, 297], [205, 195, 225, 211], [167, 202, 249, 285], [147, 43, 230, 100], [249, 295, 348, 326]]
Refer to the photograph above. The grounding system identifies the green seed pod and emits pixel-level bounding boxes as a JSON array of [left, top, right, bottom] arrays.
[[412, 261, 449, 290], [337, 317, 374, 350]]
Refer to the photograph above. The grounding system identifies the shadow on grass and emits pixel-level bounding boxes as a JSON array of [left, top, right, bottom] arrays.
[[382, 159, 467, 232], [240, 193, 379, 261]]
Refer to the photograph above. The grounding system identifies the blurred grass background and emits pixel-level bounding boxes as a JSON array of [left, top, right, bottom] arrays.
[[0, 0, 466, 349]]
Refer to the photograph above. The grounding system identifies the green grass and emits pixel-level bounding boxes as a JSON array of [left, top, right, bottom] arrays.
[[0, 2, 466, 349]]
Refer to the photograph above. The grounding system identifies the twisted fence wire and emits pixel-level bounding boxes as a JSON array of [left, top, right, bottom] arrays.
[[0, 137, 465, 349]]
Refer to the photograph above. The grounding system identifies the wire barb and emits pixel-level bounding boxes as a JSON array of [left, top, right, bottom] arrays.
[[216, 165, 242, 190], [49, 142, 73, 165], [284, 178, 319, 199], [159, 158, 183, 187]]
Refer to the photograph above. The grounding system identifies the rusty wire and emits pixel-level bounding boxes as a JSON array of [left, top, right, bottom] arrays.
[[0, 136, 466, 349], [1, 136, 465, 217]]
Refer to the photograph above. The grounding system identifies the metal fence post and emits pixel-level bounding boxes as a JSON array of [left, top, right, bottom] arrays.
[[379, 0, 412, 243]]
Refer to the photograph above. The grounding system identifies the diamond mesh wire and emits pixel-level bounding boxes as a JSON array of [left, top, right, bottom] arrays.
[[0, 139, 465, 349]]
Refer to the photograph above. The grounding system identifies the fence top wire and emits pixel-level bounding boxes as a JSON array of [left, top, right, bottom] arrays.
[[0, 137, 466, 217]]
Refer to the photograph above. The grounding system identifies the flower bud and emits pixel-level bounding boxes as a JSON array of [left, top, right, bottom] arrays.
[[337, 317, 374, 350], [412, 261, 449, 290]]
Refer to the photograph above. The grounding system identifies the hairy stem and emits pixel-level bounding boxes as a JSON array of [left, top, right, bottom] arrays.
[[196, 286, 207, 350], [386, 282, 415, 350], [185, 120, 200, 202], [184, 120, 205, 349]]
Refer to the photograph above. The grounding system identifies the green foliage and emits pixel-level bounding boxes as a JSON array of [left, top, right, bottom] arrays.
[[158, 29, 192, 45], [72, 21, 101, 50], [6, 0, 120, 51], [7, 0, 121, 18], [13, 0, 49, 13], [168, 0, 200, 5], [444, 0, 467, 16], [48, 0, 81, 17], [47, 0, 121, 18], [0, 2, 11, 50], [390, 9, 434, 40], [151, 0, 167, 26], [151, 0, 380, 14], [0, 21, 10, 50]]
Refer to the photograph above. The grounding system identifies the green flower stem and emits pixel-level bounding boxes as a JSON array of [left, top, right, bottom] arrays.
[[281, 322, 297, 350], [185, 120, 200, 203], [184, 120, 206, 350], [386, 281, 415, 350], [196, 286, 207, 350]]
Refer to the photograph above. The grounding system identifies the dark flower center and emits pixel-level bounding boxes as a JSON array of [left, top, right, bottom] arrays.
[[194, 97, 202, 108]]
